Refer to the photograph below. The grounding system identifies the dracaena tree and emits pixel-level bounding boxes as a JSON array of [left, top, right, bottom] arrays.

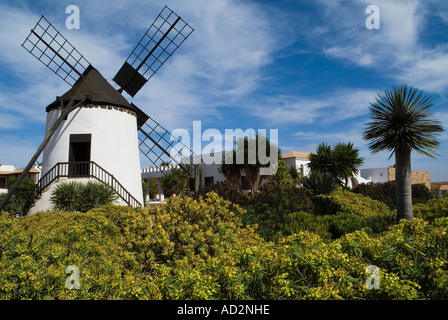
[[363, 84, 444, 221]]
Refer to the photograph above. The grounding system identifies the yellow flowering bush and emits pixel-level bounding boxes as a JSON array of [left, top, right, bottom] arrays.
[[0, 192, 447, 300]]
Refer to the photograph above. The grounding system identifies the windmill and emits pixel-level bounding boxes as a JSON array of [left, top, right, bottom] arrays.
[[0, 6, 197, 214]]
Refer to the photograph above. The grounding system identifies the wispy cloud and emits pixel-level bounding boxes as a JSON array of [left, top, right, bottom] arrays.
[[250, 88, 378, 126], [317, 0, 448, 94]]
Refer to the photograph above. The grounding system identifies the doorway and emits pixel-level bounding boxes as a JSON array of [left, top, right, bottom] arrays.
[[69, 134, 91, 177]]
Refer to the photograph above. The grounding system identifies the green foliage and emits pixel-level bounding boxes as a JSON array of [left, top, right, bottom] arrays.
[[146, 179, 159, 200], [0, 177, 36, 213], [363, 84, 444, 158], [269, 159, 293, 184], [307, 142, 364, 187], [195, 181, 249, 206], [50, 181, 118, 212], [78, 181, 118, 212], [337, 218, 448, 299], [219, 133, 281, 193], [311, 188, 395, 237], [353, 181, 433, 209], [1, 191, 447, 300], [160, 167, 190, 196], [413, 197, 448, 222], [301, 169, 341, 196], [243, 180, 313, 240]]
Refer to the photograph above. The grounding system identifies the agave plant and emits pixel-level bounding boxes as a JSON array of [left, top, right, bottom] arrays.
[[50, 181, 83, 212], [51, 181, 118, 212]]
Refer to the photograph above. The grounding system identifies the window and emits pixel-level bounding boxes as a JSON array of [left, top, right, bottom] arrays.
[[204, 176, 214, 186], [240, 176, 250, 190], [189, 178, 196, 192], [0, 176, 6, 188]]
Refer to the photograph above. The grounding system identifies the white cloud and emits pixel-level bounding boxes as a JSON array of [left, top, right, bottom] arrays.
[[317, 0, 448, 94], [250, 88, 378, 126]]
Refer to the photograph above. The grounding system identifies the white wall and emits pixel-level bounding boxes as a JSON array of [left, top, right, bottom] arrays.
[[42, 105, 143, 207], [360, 168, 389, 183], [282, 157, 310, 176]]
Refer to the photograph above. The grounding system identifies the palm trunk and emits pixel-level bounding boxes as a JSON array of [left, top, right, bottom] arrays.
[[395, 146, 413, 221]]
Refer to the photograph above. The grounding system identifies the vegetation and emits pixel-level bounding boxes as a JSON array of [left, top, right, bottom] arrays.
[[1, 191, 448, 300], [160, 167, 190, 196], [0, 176, 36, 213], [50, 181, 118, 212], [308, 142, 364, 187], [219, 133, 280, 193], [1, 135, 447, 300], [353, 181, 432, 209], [363, 85, 444, 221]]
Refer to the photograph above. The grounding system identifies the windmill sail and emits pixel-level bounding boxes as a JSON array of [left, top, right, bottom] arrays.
[[22, 16, 91, 86], [113, 6, 194, 97]]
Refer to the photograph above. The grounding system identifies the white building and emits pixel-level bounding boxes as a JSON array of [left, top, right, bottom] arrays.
[[28, 67, 143, 214], [141, 150, 372, 199], [0, 164, 41, 194], [282, 151, 312, 177]]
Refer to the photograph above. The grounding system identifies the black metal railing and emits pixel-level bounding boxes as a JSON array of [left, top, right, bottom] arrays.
[[24, 161, 142, 213]]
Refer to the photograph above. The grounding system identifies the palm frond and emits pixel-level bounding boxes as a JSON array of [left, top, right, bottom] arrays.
[[363, 84, 444, 158]]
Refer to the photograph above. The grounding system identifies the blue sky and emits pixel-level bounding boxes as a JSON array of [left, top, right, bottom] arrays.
[[0, 0, 447, 181]]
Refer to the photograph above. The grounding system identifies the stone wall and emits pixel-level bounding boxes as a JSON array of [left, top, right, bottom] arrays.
[[387, 167, 431, 189]]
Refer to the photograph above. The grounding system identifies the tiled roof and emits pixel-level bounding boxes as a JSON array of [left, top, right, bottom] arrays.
[[281, 151, 311, 160]]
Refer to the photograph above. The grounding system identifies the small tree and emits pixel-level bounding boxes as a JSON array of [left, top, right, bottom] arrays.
[[220, 133, 280, 194], [307, 142, 364, 187], [147, 179, 159, 200], [0, 176, 36, 213], [161, 167, 190, 196]]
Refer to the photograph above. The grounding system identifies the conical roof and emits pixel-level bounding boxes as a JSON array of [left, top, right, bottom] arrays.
[[46, 66, 134, 112]]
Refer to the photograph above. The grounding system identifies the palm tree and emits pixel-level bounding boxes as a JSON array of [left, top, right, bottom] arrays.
[[363, 84, 444, 221], [219, 150, 242, 190], [219, 133, 280, 194], [307, 142, 364, 187], [332, 142, 364, 187]]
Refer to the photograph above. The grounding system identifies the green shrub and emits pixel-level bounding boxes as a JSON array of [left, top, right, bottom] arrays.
[[337, 218, 448, 299], [50, 181, 83, 212], [413, 197, 448, 221], [301, 169, 341, 196], [1, 192, 447, 300], [244, 181, 313, 240], [311, 188, 395, 238], [78, 181, 118, 212], [282, 211, 332, 239], [195, 181, 249, 206], [0, 177, 36, 213], [353, 181, 433, 209], [50, 181, 118, 212]]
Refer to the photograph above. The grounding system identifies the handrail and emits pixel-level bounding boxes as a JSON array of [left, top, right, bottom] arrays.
[[24, 161, 142, 213]]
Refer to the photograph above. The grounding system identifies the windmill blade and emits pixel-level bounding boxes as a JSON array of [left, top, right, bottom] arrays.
[[113, 6, 194, 97], [134, 105, 199, 194], [22, 16, 91, 86], [135, 106, 197, 174], [139, 119, 200, 195]]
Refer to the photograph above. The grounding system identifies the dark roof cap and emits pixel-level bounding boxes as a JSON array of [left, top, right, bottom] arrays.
[[46, 66, 134, 112]]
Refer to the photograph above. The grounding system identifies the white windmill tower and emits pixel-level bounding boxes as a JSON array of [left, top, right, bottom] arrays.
[[0, 7, 197, 214]]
